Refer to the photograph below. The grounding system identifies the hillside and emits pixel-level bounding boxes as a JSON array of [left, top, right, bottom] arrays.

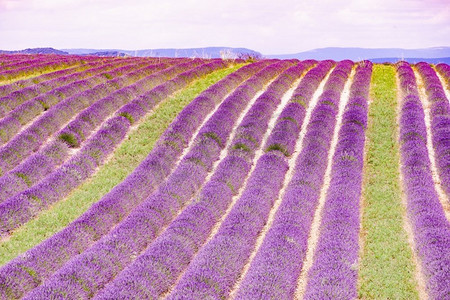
[[267, 46, 450, 61], [63, 47, 262, 59], [0, 55, 448, 299]]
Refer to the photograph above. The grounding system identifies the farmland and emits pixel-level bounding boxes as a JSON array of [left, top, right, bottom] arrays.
[[0, 54, 448, 299]]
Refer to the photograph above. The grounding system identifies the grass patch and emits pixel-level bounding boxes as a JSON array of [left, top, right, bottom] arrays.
[[118, 112, 134, 124], [0, 66, 77, 86], [0, 64, 243, 265], [357, 64, 419, 299], [59, 133, 78, 148]]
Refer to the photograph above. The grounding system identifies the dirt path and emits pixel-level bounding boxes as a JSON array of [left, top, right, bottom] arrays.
[[227, 73, 312, 298], [295, 66, 355, 299], [413, 68, 450, 220], [162, 76, 280, 298], [395, 73, 429, 300]]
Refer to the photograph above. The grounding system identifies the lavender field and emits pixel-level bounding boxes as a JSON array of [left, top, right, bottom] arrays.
[[0, 54, 448, 299]]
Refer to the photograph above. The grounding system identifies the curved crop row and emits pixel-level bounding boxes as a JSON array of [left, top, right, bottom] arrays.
[[96, 60, 314, 299], [435, 63, 450, 91], [0, 59, 227, 239], [234, 60, 355, 299], [168, 60, 347, 299], [0, 57, 153, 119], [415, 62, 450, 197], [0, 62, 172, 202], [0, 54, 83, 72], [303, 62, 372, 299], [396, 61, 450, 299], [0, 59, 162, 145], [0, 58, 110, 98], [0, 59, 202, 177], [22, 60, 288, 299], [0, 60, 265, 299], [0, 55, 88, 82]]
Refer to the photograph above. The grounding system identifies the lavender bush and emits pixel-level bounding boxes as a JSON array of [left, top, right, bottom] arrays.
[[303, 62, 371, 299], [96, 61, 315, 299], [0, 60, 269, 299], [0, 60, 227, 238], [0, 60, 205, 177], [396, 61, 450, 299], [0, 60, 156, 145], [415, 62, 450, 197], [235, 60, 358, 299], [22, 60, 290, 299]]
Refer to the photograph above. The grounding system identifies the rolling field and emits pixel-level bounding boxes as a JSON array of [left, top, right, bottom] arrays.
[[0, 54, 448, 299]]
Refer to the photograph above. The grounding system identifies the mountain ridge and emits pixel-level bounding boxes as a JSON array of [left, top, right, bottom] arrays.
[[1, 46, 449, 63]]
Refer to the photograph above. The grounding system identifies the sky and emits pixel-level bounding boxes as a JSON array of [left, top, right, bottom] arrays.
[[0, 0, 449, 54]]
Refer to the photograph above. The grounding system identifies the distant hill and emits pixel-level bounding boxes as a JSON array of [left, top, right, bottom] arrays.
[[370, 57, 450, 64], [1, 47, 449, 63], [266, 47, 450, 62], [63, 47, 262, 58], [0, 47, 68, 55], [88, 51, 130, 57]]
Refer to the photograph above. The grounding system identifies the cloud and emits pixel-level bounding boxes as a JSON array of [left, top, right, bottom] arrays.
[[0, 0, 448, 53]]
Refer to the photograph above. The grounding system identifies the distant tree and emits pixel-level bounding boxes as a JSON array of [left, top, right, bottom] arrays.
[[237, 52, 262, 62], [220, 49, 237, 60]]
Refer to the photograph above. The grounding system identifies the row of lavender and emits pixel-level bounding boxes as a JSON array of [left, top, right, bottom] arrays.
[[0, 58, 108, 98], [168, 60, 356, 299], [0, 60, 268, 299], [0, 56, 156, 118], [233, 60, 361, 299], [397, 62, 449, 299], [414, 62, 450, 197], [0, 58, 153, 145], [0, 54, 98, 82], [0, 59, 195, 202], [95, 60, 316, 299], [0, 54, 85, 71], [22, 59, 290, 299], [151, 59, 336, 299], [435, 63, 450, 91], [301, 62, 372, 299], [0, 58, 192, 177], [0, 59, 227, 238]]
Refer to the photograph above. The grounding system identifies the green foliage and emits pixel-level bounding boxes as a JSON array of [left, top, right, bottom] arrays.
[[321, 100, 336, 107], [187, 157, 207, 168], [265, 143, 290, 157], [291, 97, 307, 108], [358, 64, 419, 299], [278, 116, 298, 127], [15, 172, 32, 187], [232, 142, 251, 152], [59, 133, 78, 148], [203, 132, 222, 147], [163, 140, 180, 151], [37, 99, 50, 111], [118, 112, 134, 124]]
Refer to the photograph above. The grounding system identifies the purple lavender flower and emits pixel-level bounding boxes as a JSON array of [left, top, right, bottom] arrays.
[[0, 59, 269, 299], [395, 61, 450, 299]]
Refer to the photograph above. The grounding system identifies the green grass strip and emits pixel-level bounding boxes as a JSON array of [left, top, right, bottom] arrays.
[[357, 64, 419, 299], [0, 65, 82, 86], [0, 64, 243, 265]]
